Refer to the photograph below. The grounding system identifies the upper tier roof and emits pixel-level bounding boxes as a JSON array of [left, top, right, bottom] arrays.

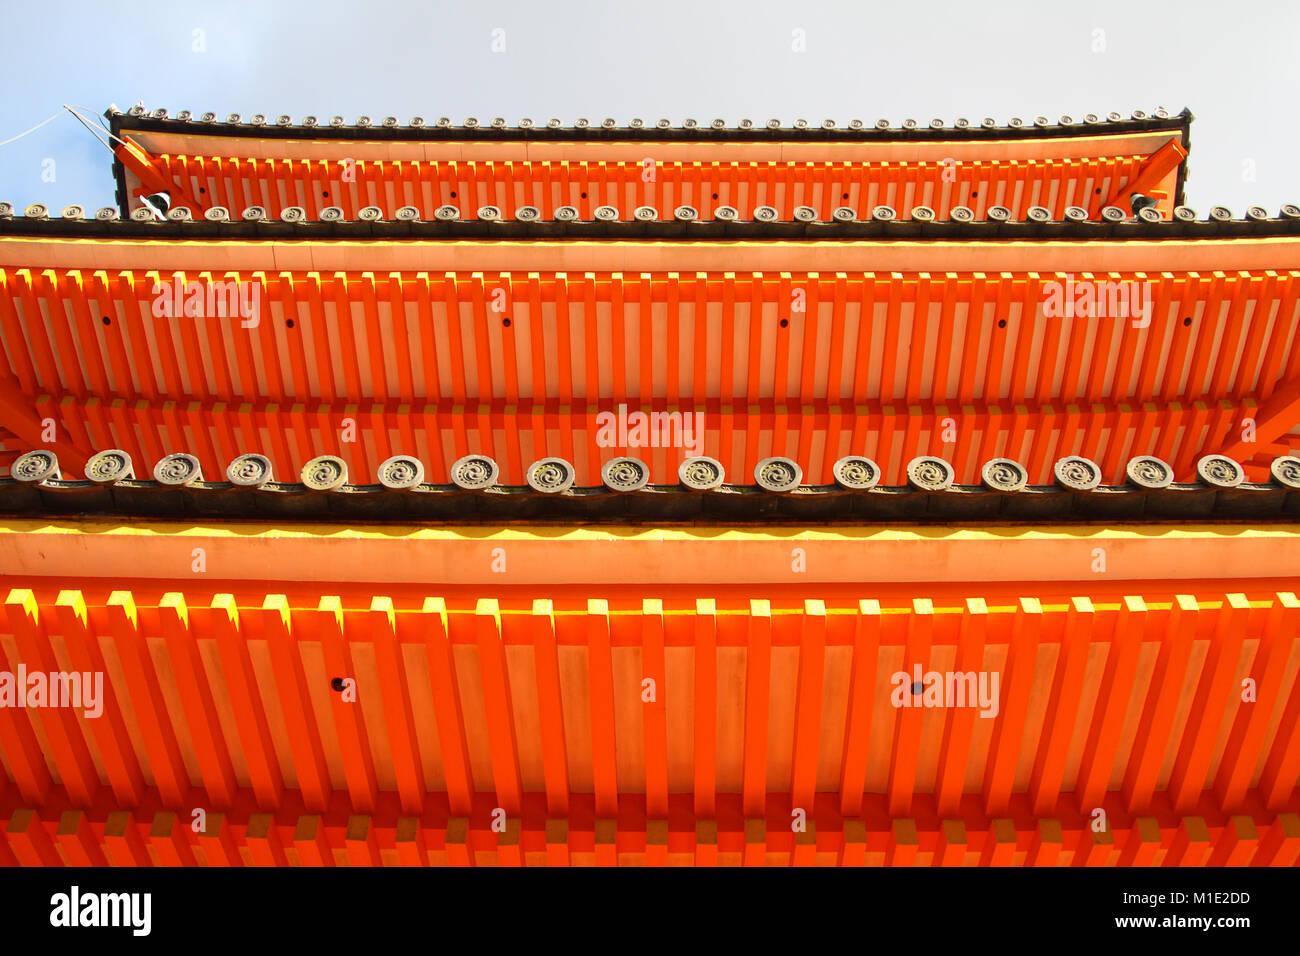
[[108, 104, 1191, 142], [105, 105, 1192, 222]]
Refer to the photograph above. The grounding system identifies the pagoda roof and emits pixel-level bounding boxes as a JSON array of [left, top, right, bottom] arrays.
[[1, 229, 1298, 489], [0, 517, 1295, 866], [108, 104, 1191, 144], [104, 105, 1191, 223]]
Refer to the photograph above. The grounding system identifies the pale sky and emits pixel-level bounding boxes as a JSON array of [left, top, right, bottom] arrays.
[[1, 0, 1296, 213]]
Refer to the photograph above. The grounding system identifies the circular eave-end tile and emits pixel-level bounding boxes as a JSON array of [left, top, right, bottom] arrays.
[[981, 458, 1028, 492], [754, 456, 802, 492], [1196, 454, 1244, 488], [1270, 455, 1300, 489], [526, 457, 576, 494], [84, 448, 134, 484], [12, 449, 59, 484], [1125, 455, 1174, 490], [300, 455, 348, 491], [226, 453, 274, 487], [832, 455, 881, 490], [154, 452, 203, 486], [449, 454, 499, 491], [906, 456, 955, 491], [679, 456, 725, 491], [378, 454, 425, 490], [1054, 455, 1102, 491], [601, 456, 650, 492]]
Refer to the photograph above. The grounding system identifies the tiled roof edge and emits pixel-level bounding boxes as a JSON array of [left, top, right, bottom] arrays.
[[106, 106, 1191, 143], [1, 202, 1292, 241], [104, 106, 1193, 220], [5, 450, 1298, 524]]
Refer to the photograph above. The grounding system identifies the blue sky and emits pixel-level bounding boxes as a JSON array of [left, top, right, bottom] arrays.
[[2, 0, 1297, 213]]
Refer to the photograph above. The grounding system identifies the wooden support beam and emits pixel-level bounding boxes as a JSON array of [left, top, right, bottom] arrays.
[[103, 811, 151, 867], [7, 809, 60, 866]]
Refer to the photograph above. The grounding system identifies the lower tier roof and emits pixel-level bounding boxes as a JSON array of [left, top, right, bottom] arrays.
[[0, 520, 1295, 866]]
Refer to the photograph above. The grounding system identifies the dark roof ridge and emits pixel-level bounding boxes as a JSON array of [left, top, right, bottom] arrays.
[[3, 200, 1292, 241], [106, 105, 1192, 143], [5, 449, 1297, 524]]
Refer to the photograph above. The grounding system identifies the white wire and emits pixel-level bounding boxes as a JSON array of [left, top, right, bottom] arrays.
[[0, 108, 66, 147], [0, 104, 134, 155], [64, 104, 112, 131], [63, 105, 133, 151], [62, 107, 114, 151]]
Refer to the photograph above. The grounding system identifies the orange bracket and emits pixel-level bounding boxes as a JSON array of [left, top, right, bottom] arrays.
[[0, 377, 89, 473], [1211, 376, 1300, 465], [113, 136, 202, 212], [1103, 138, 1188, 212]]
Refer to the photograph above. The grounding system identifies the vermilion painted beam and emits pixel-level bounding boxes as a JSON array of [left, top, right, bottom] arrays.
[[159, 593, 238, 809], [317, 596, 378, 813], [258, 595, 331, 812], [791, 600, 826, 813], [1101, 138, 1187, 210], [5, 590, 98, 807], [246, 813, 289, 866], [476, 598, 521, 815], [56, 810, 107, 866], [533, 598, 571, 816], [103, 811, 151, 867], [838, 599, 881, 817]]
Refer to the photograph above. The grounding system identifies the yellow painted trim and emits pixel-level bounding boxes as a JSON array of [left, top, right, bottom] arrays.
[[3, 518, 1300, 543]]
